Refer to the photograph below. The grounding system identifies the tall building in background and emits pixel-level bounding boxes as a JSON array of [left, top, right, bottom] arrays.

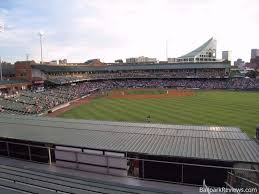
[[59, 59, 67, 65], [222, 51, 231, 62], [126, 56, 157, 64], [251, 49, 259, 59], [234, 58, 245, 69], [167, 58, 177, 63], [250, 49, 259, 70]]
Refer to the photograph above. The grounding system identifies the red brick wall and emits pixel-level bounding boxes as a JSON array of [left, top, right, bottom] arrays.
[[15, 61, 34, 82]]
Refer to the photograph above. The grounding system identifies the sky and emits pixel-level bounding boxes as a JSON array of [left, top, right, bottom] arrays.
[[0, 0, 259, 63]]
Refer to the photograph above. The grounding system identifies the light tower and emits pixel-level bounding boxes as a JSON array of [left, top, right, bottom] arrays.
[[166, 40, 168, 61], [38, 30, 44, 64], [0, 22, 4, 81], [0, 56, 2, 81], [26, 54, 29, 61]]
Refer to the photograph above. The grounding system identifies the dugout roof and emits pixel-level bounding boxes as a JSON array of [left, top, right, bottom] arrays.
[[0, 114, 258, 164]]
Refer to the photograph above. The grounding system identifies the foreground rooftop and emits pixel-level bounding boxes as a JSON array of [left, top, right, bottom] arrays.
[[0, 114, 258, 163]]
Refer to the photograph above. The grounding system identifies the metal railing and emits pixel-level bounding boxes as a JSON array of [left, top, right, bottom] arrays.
[[0, 139, 258, 187], [226, 172, 259, 194]]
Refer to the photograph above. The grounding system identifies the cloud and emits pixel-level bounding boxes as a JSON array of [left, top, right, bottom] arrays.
[[0, 0, 259, 63]]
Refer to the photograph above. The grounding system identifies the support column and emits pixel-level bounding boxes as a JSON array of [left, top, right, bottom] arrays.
[[142, 160, 145, 179], [48, 147, 52, 164], [75, 152, 79, 169], [28, 145, 31, 161], [181, 164, 184, 183], [6, 142, 10, 157], [106, 155, 109, 174]]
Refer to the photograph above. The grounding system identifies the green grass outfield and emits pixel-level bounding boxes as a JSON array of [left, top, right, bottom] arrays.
[[60, 90, 259, 137]]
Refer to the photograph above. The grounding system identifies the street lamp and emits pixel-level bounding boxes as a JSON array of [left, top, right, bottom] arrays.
[[38, 30, 44, 64]]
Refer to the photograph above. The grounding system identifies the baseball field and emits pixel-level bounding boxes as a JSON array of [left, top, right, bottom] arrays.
[[58, 89, 259, 137]]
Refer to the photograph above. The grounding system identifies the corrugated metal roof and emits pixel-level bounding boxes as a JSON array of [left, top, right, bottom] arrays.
[[0, 114, 258, 163], [32, 62, 230, 73], [1, 114, 240, 132], [0, 80, 29, 85]]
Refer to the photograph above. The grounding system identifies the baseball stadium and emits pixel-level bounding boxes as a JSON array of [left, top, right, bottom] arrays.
[[0, 38, 258, 193]]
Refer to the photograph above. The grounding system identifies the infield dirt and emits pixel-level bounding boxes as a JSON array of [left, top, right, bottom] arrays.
[[106, 89, 194, 100], [48, 89, 194, 117]]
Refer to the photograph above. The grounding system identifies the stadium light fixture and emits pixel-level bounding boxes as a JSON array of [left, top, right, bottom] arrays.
[[0, 22, 4, 81], [38, 30, 44, 64], [166, 40, 168, 61], [0, 56, 2, 81]]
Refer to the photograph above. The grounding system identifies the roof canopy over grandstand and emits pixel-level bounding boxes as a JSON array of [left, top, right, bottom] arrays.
[[0, 114, 258, 164], [177, 37, 217, 63], [0, 80, 29, 85], [32, 62, 230, 73], [0, 80, 30, 90]]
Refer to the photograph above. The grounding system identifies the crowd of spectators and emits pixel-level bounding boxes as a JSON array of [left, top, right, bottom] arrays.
[[87, 69, 227, 80], [102, 78, 256, 90], [0, 82, 102, 115], [47, 69, 227, 84], [0, 78, 256, 115], [48, 76, 89, 85]]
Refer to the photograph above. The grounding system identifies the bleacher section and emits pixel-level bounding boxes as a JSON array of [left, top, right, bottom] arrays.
[[0, 164, 174, 194], [0, 83, 100, 114]]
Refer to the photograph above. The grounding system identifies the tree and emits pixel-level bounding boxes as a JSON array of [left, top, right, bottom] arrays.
[[245, 70, 256, 78]]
